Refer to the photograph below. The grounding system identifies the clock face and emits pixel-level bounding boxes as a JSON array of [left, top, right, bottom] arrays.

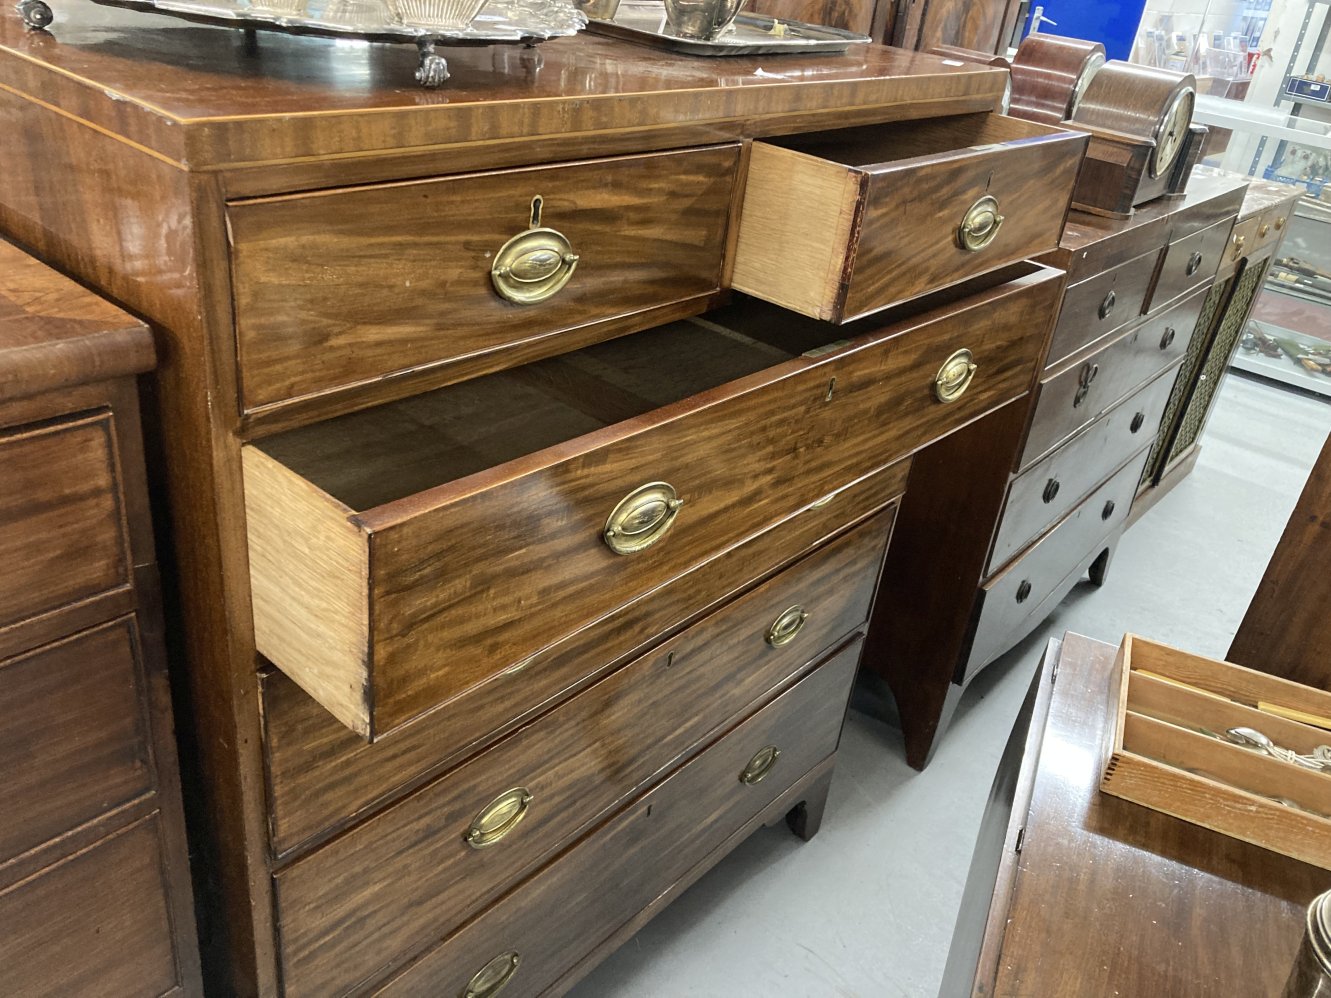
[[1067, 51, 1106, 119], [1151, 87, 1196, 179]]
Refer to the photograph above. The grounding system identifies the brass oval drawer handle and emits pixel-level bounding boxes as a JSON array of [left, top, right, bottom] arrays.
[[766, 605, 808, 647], [1186, 250, 1204, 277], [957, 195, 1004, 252], [491, 195, 579, 305], [464, 951, 521, 998], [933, 348, 977, 404], [465, 787, 533, 850], [603, 482, 684, 555], [739, 745, 781, 786]]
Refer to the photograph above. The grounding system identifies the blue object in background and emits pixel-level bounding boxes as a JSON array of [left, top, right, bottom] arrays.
[[1023, 1, 1149, 61]]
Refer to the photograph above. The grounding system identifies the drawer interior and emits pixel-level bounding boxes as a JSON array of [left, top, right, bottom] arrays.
[[258, 265, 1038, 512], [762, 113, 1045, 169]]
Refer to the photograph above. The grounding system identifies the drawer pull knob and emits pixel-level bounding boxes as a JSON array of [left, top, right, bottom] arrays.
[[933, 348, 978, 403], [1073, 362, 1099, 408], [957, 195, 1005, 252], [604, 482, 684, 555], [1232, 234, 1247, 258], [1259, 223, 1270, 239], [1016, 580, 1032, 604], [1130, 411, 1146, 434], [1275, 216, 1286, 231], [1102, 499, 1116, 521], [1160, 327, 1176, 350], [1099, 290, 1116, 320], [1186, 251, 1204, 277], [766, 605, 808, 647], [491, 195, 579, 305], [464, 951, 521, 998], [465, 788, 533, 850], [1042, 478, 1060, 504], [739, 745, 781, 786]]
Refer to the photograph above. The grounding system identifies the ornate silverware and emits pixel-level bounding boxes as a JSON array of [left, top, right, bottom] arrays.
[[662, 0, 744, 40]]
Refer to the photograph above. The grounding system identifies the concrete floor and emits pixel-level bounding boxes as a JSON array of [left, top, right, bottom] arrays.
[[570, 373, 1331, 998]]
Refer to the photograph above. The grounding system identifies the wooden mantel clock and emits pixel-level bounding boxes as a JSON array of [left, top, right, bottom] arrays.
[[1007, 34, 1106, 125], [1068, 60, 1204, 217]]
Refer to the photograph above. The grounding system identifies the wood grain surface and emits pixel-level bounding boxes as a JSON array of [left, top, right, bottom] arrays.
[[979, 633, 1331, 997], [274, 515, 887, 995], [229, 146, 739, 411], [371, 642, 860, 998], [0, 617, 154, 866], [1043, 249, 1160, 369], [262, 462, 906, 858], [1149, 216, 1235, 313], [0, 815, 182, 997], [1008, 35, 1106, 125], [0, 412, 131, 649], [248, 266, 1057, 737], [1229, 429, 1331, 691], [733, 114, 1085, 321]]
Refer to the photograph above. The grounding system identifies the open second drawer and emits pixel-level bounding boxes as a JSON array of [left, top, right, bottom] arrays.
[[731, 113, 1087, 322], [243, 264, 1060, 739]]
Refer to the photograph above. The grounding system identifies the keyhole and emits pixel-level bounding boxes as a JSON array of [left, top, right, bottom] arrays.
[[529, 195, 543, 228], [825, 377, 837, 402]]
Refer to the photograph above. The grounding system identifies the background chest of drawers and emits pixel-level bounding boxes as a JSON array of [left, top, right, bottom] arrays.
[[0, 8, 1086, 993], [0, 240, 201, 996], [865, 170, 1249, 769]]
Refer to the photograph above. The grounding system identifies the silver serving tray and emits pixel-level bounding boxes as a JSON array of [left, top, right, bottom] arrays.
[[585, 1, 869, 55], [23, 0, 585, 85]]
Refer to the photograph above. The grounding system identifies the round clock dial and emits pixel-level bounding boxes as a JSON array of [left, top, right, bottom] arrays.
[[1067, 51, 1106, 118], [1151, 87, 1195, 178]]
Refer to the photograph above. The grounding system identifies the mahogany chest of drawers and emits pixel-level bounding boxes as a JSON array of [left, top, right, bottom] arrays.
[[0, 239, 201, 995], [0, 8, 1085, 993], [865, 171, 1249, 769]]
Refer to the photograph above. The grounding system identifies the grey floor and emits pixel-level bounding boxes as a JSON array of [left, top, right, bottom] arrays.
[[570, 373, 1331, 998]]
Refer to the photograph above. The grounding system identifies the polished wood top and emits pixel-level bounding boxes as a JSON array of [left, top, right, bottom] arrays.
[[993, 632, 1330, 996], [1195, 167, 1305, 221], [0, 238, 153, 402], [0, 1, 1004, 168]]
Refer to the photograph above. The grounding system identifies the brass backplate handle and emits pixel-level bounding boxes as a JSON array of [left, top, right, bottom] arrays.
[[465, 787, 533, 850], [766, 605, 808, 647], [739, 745, 781, 786], [464, 951, 521, 998], [603, 482, 684, 555], [491, 196, 579, 305], [933, 348, 978, 403], [957, 195, 1005, 252]]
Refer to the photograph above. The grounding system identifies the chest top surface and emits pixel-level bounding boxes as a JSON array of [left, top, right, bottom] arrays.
[[0, 239, 154, 402], [0, 1, 1004, 168]]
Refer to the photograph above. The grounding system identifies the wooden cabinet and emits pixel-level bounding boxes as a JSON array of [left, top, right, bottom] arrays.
[[0, 10, 1082, 993], [0, 240, 201, 995], [865, 171, 1249, 769]]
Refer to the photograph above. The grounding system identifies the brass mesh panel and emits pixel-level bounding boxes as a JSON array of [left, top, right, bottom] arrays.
[[1166, 259, 1271, 466], [1140, 274, 1232, 487]]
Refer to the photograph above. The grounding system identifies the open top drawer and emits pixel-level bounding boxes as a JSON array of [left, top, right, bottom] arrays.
[[731, 113, 1087, 322], [244, 264, 1061, 739]]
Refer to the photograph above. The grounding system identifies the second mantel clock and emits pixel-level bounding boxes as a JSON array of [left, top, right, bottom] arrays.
[[1070, 61, 1204, 217]]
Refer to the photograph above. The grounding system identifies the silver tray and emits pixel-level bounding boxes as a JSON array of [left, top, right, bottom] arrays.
[[17, 0, 585, 86], [584, 1, 869, 55]]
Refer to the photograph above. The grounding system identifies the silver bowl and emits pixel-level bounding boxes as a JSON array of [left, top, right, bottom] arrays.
[[663, 0, 744, 39]]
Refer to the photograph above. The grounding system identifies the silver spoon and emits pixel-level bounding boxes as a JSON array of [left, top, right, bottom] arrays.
[[1226, 726, 1327, 771]]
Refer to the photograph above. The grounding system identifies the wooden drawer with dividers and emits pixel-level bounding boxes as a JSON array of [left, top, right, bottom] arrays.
[[245, 263, 1062, 740], [731, 113, 1087, 322], [272, 509, 892, 996]]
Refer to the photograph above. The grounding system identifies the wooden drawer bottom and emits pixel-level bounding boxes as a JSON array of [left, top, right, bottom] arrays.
[[371, 639, 862, 997], [963, 450, 1150, 681]]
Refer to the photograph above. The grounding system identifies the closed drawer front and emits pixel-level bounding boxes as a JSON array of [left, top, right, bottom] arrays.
[[245, 263, 1060, 739], [989, 365, 1178, 573], [0, 617, 153, 865], [274, 512, 890, 996], [1251, 203, 1293, 256], [372, 640, 861, 998], [0, 815, 181, 997], [964, 452, 1148, 680], [261, 458, 908, 858], [0, 412, 130, 642], [1021, 286, 1207, 469], [228, 145, 741, 412], [1045, 248, 1160, 368], [1149, 217, 1233, 312], [732, 113, 1085, 322]]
